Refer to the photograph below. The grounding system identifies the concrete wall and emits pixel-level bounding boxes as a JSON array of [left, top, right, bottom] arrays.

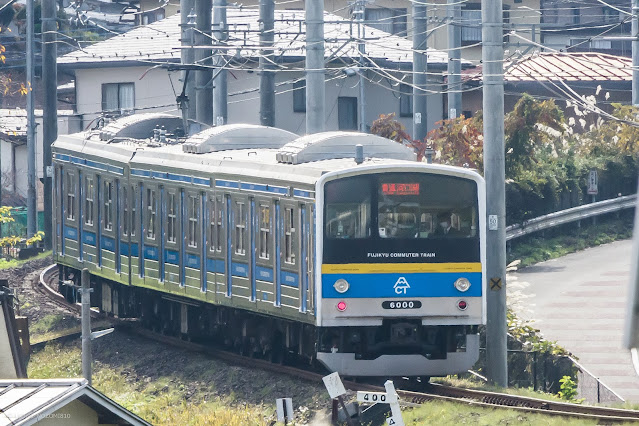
[[75, 65, 445, 136]]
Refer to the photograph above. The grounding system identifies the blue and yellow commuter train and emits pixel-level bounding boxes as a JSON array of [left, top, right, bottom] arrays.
[[52, 113, 486, 377]]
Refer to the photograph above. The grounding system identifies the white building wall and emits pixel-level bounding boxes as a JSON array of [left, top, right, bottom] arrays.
[[75, 66, 444, 136]]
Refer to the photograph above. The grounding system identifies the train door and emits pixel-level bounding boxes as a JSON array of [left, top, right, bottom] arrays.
[[300, 203, 310, 313], [115, 179, 121, 274], [206, 193, 224, 302], [129, 181, 144, 286], [78, 170, 84, 261], [254, 198, 275, 307], [83, 172, 97, 266], [182, 189, 203, 296], [225, 193, 232, 298], [96, 174, 102, 267], [200, 191, 208, 293], [164, 187, 180, 288], [230, 193, 252, 307], [278, 201, 300, 314]]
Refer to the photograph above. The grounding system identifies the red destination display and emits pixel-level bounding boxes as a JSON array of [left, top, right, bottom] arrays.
[[381, 183, 420, 195]]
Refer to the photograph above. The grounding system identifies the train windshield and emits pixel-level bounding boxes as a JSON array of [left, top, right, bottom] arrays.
[[324, 173, 478, 240]]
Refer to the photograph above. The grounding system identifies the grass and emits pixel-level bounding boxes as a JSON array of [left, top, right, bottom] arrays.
[[508, 215, 634, 268], [0, 249, 52, 270]]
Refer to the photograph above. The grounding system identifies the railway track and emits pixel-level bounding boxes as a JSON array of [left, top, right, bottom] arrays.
[[36, 264, 639, 423]]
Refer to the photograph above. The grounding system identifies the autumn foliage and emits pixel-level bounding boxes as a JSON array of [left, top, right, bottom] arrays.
[[370, 113, 432, 161]]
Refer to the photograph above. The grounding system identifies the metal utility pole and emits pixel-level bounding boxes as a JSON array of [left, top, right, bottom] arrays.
[[195, 0, 213, 125], [305, 0, 325, 133], [42, 0, 57, 250], [80, 268, 92, 385], [26, 0, 36, 237], [633, 0, 639, 106], [355, 0, 366, 133], [412, 1, 428, 141], [259, 0, 275, 126], [213, 0, 228, 125], [180, 0, 196, 119], [447, 0, 461, 119], [482, 0, 508, 387]]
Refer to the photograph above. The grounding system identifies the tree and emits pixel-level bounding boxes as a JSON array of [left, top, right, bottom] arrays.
[[370, 113, 431, 161], [427, 113, 484, 169], [0, 206, 44, 248]]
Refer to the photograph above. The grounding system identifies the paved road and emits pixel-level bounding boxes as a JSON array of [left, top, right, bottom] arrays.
[[511, 239, 639, 401]]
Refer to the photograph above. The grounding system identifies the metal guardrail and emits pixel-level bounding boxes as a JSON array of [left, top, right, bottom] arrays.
[[505, 194, 637, 241]]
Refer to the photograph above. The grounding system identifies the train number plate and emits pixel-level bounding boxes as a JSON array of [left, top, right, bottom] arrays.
[[382, 300, 422, 310]]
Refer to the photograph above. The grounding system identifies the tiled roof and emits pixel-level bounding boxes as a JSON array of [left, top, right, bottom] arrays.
[[463, 52, 633, 83], [0, 378, 151, 426], [59, 9, 449, 67]]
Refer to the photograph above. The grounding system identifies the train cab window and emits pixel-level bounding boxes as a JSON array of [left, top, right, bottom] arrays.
[[85, 176, 95, 226], [146, 188, 156, 239], [104, 181, 113, 231], [235, 201, 246, 255], [284, 208, 295, 264], [259, 205, 270, 259], [188, 195, 199, 248], [66, 172, 76, 220], [324, 176, 371, 239], [130, 185, 137, 236], [167, 192, 177, 243], [122, 186, 129, 236]]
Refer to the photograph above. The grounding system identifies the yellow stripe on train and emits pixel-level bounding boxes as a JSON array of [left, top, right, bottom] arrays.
[[321, 263, 482, 274]]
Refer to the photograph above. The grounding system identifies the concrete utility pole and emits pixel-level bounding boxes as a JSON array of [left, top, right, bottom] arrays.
[[305, 0, 325, 133], [42, 0, 57, 250], [482, 0, 508, 386], [26, 0, 36, 237], [213, 0, 227, 125], [180, 0, 196, 119], [355, 0, 366, 133], [447, 0, 461, 119], [80, 268, 92, 385], [412, 1, 428, 141], [195, 0, 213, 125], [259, 0, 275, 126], [633, 0, 639, 106]]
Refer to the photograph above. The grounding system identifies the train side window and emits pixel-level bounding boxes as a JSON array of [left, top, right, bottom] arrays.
[[85, 176, 94, 226], [188, 194, 199, 248], [104, 180, 113, 231], [130, 185, 136, 236], [235, 201, 246, 255], [66, 172, 76, 220], [285, 207, 295, 264], [259, 204, 270, 259], [167, 192, 177, 243], [146, 188, 156, 239], [122, 186, 129, 236]]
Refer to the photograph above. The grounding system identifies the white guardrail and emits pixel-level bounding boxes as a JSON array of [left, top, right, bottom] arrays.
[[505, 194, 637, 241]]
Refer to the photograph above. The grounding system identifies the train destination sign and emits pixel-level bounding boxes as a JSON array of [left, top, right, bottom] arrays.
[[381, 183, 420, 196]]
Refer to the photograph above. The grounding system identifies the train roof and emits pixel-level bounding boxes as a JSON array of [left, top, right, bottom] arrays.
[[53, 114, 480, 188]]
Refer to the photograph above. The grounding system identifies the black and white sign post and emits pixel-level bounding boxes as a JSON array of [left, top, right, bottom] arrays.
[[275, 398, 294, 424], [322, 372, 354, 426], [588, 169, 598, 225], [357, 380, 404, 426]]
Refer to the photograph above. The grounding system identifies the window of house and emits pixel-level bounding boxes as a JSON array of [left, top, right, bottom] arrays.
[[85, 176, 94, 226], [101, 83, 135, 114], [188, 195, 199, 248], [103, 180, 113, 231], [338, 97, 358, 130], [602, 6, 618, 23], [461, 6, 482, 43], [284, 207, 295, 264], [293, 79, 306, 112], [399, 83, 412, 117], [259, 205, 270, 259], [66, 172, 75, 220], [146, 188, 156, 239], [572, 6, 580, 24], [364, 8, 407, 36], [167, 192, 177, 243]]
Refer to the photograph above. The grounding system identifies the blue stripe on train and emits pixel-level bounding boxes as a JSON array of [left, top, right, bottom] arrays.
[[101, 235, 115, 252], [321, 272, 483, 298], [83, 231, 96, 246], [64, 226, 77, 240], [231, 262, 249, 278], [206, 258, 225, 274], [255, 265, 274, 282], [281, 271, 299, 288]]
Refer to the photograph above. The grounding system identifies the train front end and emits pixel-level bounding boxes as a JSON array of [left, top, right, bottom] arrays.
[[315, 164, 485, 377]]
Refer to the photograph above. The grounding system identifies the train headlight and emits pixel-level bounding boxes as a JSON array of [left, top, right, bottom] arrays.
[[334, 279, 350, 294], [454, 277, 471, 292]]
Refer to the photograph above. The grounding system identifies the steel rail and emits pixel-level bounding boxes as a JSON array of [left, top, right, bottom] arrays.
[[36, 264, 639, 423], [506, 194, 637, 241]]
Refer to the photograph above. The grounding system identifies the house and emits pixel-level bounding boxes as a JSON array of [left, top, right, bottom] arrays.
[[461, 51, 633, 124], [59, 8, 467, 135], [540, 0, 631, 57], [0, 109, 81, 207], [135, 0, 542, 62], [0, 378, 151, 425]]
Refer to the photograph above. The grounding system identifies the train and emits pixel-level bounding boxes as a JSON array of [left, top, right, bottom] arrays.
[[52, 113, 486, 377]]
